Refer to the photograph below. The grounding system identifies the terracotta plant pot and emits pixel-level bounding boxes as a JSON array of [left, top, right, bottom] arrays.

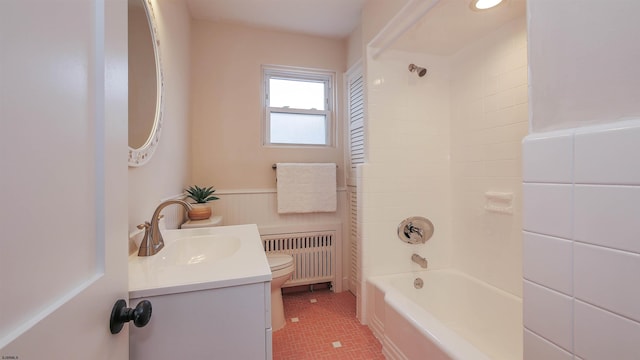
[[187, 203, 211, 220]]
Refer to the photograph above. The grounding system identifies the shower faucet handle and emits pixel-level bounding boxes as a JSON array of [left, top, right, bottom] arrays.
[[405, 222, 424, 238], [397, 216, 434, 244]]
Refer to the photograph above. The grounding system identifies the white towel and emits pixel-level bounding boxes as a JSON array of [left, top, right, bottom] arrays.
[[276, 163, 337, 214]]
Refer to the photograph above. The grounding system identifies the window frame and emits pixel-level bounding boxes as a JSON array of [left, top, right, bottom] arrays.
[[262, 65, 335, 147]]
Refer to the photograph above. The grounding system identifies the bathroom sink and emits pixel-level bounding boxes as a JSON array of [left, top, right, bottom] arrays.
[[129, 224, 271, 298], [158, 234, 241, 266]]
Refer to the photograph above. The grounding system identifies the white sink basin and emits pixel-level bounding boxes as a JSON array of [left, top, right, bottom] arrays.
[[158, 234, 241, 266], [129, 224, 271, 299]]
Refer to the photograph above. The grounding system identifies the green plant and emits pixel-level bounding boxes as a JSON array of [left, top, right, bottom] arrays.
[[185, 185, 219, 203]]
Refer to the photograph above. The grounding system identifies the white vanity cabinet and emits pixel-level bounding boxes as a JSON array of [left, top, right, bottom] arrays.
[[130, 281, 272, 359], [128, 225, 273, 360]]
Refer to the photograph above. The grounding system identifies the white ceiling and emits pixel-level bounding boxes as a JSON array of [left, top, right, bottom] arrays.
[[393, 0, 526, 55], [184, 0, 526, 53], [185, 0, 367, 39]]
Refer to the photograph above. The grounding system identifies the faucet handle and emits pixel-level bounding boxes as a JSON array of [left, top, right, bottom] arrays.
[[137, 221, 151, 230], [136, 214, 164, 230], [397, 216, 435, 244]]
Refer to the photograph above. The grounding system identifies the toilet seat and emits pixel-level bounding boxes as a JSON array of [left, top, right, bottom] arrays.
[[267, 253, 294, 271]]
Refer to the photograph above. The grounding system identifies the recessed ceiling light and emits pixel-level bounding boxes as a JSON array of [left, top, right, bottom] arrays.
[[471, 0, 504, 10]]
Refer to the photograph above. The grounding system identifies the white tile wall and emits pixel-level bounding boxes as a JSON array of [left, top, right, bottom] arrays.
[[449, 17, 527, 298], [574, 243, 640, 322], [524, 329, 573, 360], [574, 122, 640, 185], [523, 119, 640, 359], [574, 185, 640, 253], [522, 183, 572, 238], [523, 232, 572, 295], [574, 300, 640, 360], [360, 18, 527, 319], [523, 280, 573, 351], [360, 49, 453, 287], [522, 130, 573, 183]]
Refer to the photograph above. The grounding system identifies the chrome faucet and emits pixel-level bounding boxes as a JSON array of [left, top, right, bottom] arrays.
[[411, 253, 428, 269], [138, 199, 193, 256], [405, 222, 424, 240], [397, 217, 434, 244]]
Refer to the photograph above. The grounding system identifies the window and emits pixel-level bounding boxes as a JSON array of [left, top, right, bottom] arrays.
[[263, 66, 334, 146]]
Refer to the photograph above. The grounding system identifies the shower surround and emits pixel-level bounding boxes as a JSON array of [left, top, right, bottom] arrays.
[[357, 0, 527, 357]]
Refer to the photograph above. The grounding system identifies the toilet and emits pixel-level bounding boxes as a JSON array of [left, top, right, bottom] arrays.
[[267, 253, 295, 331]]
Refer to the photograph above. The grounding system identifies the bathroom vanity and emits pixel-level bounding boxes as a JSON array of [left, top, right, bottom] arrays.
[[128, 224, 272, 360]]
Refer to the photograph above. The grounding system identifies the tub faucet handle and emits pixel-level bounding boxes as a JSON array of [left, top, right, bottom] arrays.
[[398, 216, 434, 244], [406, 222, 423, 238]]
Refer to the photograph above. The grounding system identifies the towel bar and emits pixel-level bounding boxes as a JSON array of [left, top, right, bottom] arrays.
[[272, 164, 338, 169]]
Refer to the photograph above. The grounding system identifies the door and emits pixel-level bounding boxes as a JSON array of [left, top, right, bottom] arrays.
[[344, 62, 364, 316], [0, 0, 128, 358]]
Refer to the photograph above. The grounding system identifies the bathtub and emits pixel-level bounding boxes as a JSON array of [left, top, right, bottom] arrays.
[[367, 269, 522, 360]]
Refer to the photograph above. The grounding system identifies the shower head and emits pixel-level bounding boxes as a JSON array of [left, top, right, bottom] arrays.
[[408, 64, 427, 77]]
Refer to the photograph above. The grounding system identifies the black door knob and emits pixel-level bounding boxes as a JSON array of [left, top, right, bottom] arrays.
[[109, 299, 152, 334]]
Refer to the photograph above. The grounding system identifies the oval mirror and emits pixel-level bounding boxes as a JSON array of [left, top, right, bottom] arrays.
[[128, 0, 163, 167]]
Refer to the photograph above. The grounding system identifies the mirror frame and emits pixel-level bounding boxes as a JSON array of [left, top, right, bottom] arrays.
[[128, 0, 164, 167]]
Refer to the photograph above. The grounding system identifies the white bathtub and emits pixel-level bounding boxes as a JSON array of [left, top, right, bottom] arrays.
[[367, 269, 522, 360]]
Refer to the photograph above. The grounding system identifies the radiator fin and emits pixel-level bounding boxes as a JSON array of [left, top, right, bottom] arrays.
[[262, 231, 336, 288]]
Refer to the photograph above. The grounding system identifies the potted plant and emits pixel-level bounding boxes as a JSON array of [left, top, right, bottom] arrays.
[[184, 185, 219, 220]]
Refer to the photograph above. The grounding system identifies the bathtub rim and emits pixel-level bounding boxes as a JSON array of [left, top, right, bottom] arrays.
[[368, 268, 523, 360]]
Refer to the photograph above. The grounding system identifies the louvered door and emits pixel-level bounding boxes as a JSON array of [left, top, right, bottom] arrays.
[[347, 68, 365, 177], [345, 63, 364, 298]]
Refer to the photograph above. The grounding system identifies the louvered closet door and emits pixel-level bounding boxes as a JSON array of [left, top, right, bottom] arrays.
[[348, 71, 365, 179], [346, 64, 364, 298], [348, 189, 359, 296]]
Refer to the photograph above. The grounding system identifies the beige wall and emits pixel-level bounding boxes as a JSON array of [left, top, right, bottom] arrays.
[[189, 20, 347, 190], [347, 0, 407, 72], [128, 0, 191, 233], [361, 0, 409, 46], [346, 24, 362, 69]]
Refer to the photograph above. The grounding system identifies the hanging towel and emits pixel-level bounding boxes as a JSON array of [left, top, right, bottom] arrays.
[[276, 163, 337, 214]]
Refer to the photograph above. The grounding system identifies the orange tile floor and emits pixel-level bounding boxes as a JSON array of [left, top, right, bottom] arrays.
[[272, 289, 384, 360]]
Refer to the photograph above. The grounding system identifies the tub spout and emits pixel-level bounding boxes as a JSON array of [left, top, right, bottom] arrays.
[[411, 253, 428, 268]]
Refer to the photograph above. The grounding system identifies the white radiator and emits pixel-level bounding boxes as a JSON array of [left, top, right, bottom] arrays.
[[260, 225, 340, 290]]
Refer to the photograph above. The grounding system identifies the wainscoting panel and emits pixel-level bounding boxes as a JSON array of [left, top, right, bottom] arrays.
[[213, 189, 350, 292], [213, 189, 347, 228]]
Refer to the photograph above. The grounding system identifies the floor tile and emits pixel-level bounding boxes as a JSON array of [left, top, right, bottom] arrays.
[[272, 289, 384, 360]]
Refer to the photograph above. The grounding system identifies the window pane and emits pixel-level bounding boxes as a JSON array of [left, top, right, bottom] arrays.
[[269, 78, 325, 110], [270, 112, 327, 145]]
